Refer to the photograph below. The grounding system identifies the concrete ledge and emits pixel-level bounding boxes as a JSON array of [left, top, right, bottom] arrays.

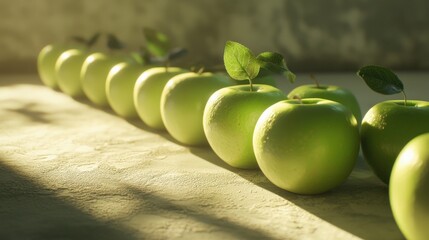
[[0, 73, 414, 239]]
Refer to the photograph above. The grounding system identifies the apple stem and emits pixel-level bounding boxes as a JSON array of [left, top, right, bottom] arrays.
[[197, 67, 205, 75], [248, 78, 254, 92], [310, 74, 320, 88], [165, 60, 170, 73], [402, 90, 408, 106], [292, 95, 302, 104]]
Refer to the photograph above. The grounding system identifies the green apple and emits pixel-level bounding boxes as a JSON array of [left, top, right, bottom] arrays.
[[161, 72, 235, 146], [203, 84, 286, 169], [55, 48, 90, 97], [357, 65, 429, 184], [134, 67, 189, 130], [361, 100, 429, 184], [253, 98, 360, 194], [288, 84, 362, 125], [81, 52, 139, 107], [38, 44, 82, 89], [390, 133, 429, 240], [106, 62, 152, 118], [209, 40, 295, 168]]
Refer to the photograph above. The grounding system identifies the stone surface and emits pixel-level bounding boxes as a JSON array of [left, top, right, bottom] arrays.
[[2, 72, 426, 239]]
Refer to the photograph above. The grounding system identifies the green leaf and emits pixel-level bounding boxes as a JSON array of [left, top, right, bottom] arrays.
[[357, 65, 404, 95], [107, 34, 125, 50], [87, 32, 101, 47], [71, 33, 101, 48], [70, 36, 87, 44], [257, 52, 296, 83], [223, 41, 260, 81], [257, 52, 284, 66], [168, 47, 188, 61], [256, 68, 272, 78], [129, 52, 145, 65], [138, 47, 152, 64], [143, 27, 170, 57], [285, 71, 297, 83]]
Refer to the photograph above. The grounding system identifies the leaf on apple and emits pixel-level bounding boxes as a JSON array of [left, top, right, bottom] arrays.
[[107, 34, 125, 50], [87, 32, 101, 48], [257, 52, 296, 83], [357, 65, 404, 95], [138, 47, 152, 64], [150, 47, 188, 63], [168, 47, 188, 61], [71, 33, 101, 48], [143, 27, 171, 58], [70, 36, 88, 44], [223, 41, 260, 81]]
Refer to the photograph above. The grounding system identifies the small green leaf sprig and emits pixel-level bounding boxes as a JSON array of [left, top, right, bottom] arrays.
[[71, 33, 101, 49], [143, 27, 187, 71], [357, 65, 407, 105], [223, 41, 295, 91], [71, 32, 127, 52], [106, 33, 125, 50], [73, 32, 150, 65]]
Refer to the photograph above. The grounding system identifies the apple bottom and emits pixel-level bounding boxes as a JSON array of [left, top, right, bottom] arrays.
[[253, 99, 360, 195]]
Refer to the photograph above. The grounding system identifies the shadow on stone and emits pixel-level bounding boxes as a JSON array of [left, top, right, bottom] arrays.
[[189, 148, 403, 240], [3, 102, 54, 124], [124, 184, 274, 240], [125, 117, 186, 146], [0, 156, 137, 240], [0, 74, 44, 87]]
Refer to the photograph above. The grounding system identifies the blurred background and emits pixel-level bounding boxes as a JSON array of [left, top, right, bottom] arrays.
[[1, 0, 428, 74]]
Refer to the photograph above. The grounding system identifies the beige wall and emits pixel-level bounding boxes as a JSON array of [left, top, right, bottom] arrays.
[[1, 0, 428, 73]]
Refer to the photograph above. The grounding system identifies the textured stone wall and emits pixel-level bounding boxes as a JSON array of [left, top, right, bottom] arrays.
[[0, 0, 428, 73]]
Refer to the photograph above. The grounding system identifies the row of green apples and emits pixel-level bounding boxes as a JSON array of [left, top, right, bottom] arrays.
[[37, 40, 360, 193], [38, 39, 428, 239]]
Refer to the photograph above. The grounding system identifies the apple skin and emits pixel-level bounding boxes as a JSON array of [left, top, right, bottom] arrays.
[[253, 98, 360, 194], [390, 133, 429, 240], [81, 52, 137, 107], [203, 84, 286, 169], [161, 72, 235, 146], [134, 67, 189, 130], [38, 44, 82, 89], [106, 62, 152, 118], [361, 100, 429, 184], [288, 84, 362, 125], [55, 48, 90, 97]]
